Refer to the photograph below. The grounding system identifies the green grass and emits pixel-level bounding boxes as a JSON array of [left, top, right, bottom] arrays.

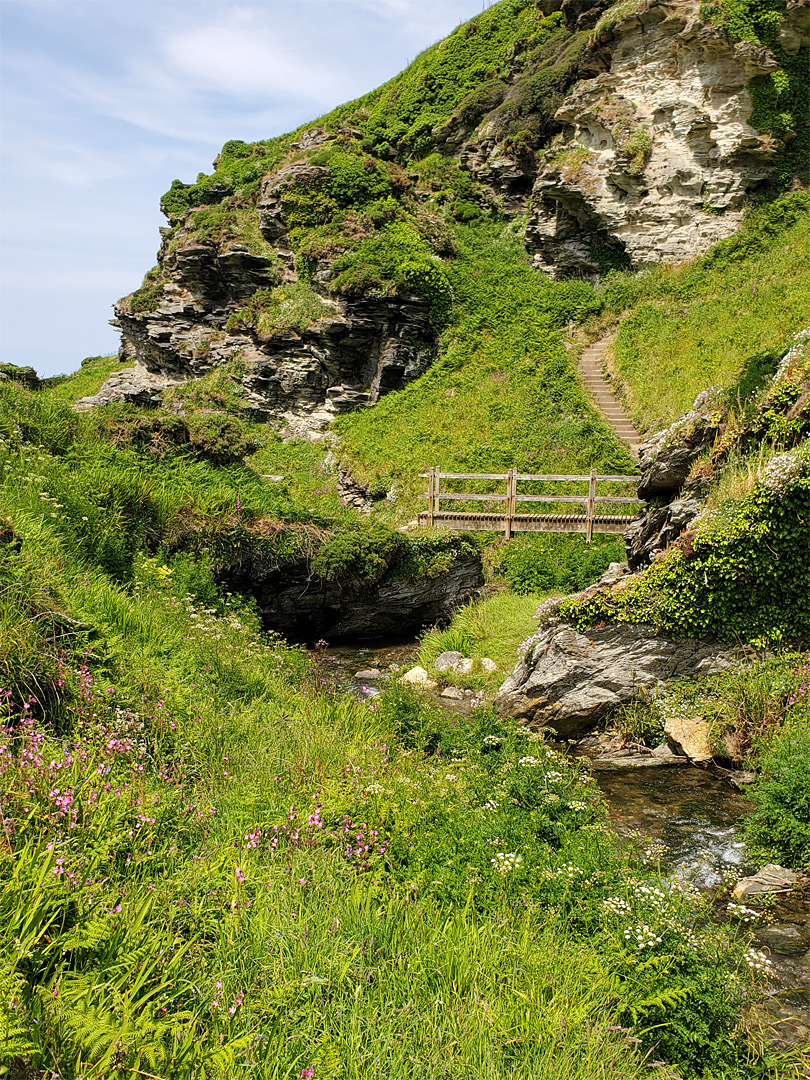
[[602, 197, 810, 432], [42, 354, 129, 401], [1, 384, 786, 1079], [337, 220, 634, 520], [418, 589, 542, 687]]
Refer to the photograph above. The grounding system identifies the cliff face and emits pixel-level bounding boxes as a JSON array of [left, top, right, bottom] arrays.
[[84, 0, 805, 426], [525, 1, 790, 277]]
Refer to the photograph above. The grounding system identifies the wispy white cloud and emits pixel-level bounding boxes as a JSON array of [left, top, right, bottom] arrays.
[[0, 0, 488, 374]]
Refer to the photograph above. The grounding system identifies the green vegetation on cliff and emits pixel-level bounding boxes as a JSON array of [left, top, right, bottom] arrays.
[[4, 0, 810, 1075], [602, 192, 810, 432]]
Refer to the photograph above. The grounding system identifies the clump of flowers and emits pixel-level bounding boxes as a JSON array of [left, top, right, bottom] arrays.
[[491, 852, 522, 875], [743, 947, 773, 973], [761, 445, 808, 494], [726, 902, 761, 924]]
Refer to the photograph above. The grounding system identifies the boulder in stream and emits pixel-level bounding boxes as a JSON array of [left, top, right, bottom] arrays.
[[733, 864, 806, 900], [495, 622, 755, 738], [664, 716, 713, 763], [400, 666, 437, 690]]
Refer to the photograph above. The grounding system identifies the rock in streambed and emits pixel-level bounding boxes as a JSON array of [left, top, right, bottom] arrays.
[[495, 621, 757, 739]]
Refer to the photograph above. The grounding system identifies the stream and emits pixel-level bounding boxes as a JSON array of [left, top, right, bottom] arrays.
[[314, 639, 809, 1053]]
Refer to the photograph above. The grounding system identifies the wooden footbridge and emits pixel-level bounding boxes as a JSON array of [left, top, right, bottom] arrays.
[[417, 468, 642, 541]]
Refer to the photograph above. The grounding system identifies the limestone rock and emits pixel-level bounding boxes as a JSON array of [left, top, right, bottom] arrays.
[[526, 0, 781, 279], [733, 864, 805, 900], [440, 686, 466, 700], [400, 666, 437, 690], [480, 658, 498, 673], [663, 716, 713, 762], [74, 364, 181, 410], [354, 669, 381, 680], [495, 621, 755, 738], [456, 658, 474, 674], [434, 651, 464, 672]]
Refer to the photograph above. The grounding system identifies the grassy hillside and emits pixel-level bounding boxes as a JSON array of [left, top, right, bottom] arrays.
[[3, 1, 810, 1075], [0, 381, 784, 1080], [601, 193, 810, 432], [336, 220, 633, 515]]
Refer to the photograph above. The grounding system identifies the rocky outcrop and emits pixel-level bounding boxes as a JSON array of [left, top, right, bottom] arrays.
[[225, 552, 484, 642], [75, 364, 182, 410], [622, 392, 721, 566], [495, 621, 757, 738], [101, 260, 435, 435], [526, 0, 782, 278], [624, 494, 700, 569]]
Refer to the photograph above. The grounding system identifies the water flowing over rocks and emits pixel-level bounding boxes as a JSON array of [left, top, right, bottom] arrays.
[[495, 621, 757, 738]]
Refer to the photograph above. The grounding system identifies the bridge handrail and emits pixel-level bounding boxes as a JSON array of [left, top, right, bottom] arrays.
[[418, 472, 640, 482], [420, 467, 642, 541]]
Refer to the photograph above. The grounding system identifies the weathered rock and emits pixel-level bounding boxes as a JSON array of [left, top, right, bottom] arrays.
[[440, 686, 466, 700], [495, 621, 757, 738], [480, 658, 498, 673], [354, 668, 381, 680], [0, 363, 40, 390], [625, 495, 701, 569], [526, 1, 781, 279], [664, 716, 713, 762], [598, 561, 629, 585], [226, 552, 484, 643], [434, 653, 481, 674], [107, 275, 436, 436], [400, 666, 437, 690], [74, 363, 181, 410], [733, 864, 805, 900], [590, 750, 688, 768], [636, 400, 723, 500]]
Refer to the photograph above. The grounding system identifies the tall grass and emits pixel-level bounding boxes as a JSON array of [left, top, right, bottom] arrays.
[[1, 414, 779, 1079], [603, 201, 810, 433]]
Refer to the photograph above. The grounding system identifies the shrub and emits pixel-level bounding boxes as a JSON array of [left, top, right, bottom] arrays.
[[496, 534, 625, 594], [310, 522, 402, 584], [185, 415, 258, 465], [226, 282, 331, 336], [744, 717, 810, 870], [559, 465, 810, 645]]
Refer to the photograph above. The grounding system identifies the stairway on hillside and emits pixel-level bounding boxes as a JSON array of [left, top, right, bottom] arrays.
[[578, 338, 642, 461]]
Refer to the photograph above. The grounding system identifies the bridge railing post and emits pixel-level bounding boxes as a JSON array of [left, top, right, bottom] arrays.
[[505, 468, 516, 540], [434, 466, 441, 519], [586, 468, 596, 543], [427, 468, 435, 526]]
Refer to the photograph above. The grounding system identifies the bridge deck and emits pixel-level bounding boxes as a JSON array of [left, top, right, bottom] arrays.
[[417, 511, 638, 535]]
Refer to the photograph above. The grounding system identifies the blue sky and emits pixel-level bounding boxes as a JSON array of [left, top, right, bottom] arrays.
[[1, 0, 492, 377]]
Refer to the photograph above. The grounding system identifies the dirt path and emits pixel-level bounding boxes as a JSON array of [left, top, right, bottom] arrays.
[[579, 337, 642, 460]]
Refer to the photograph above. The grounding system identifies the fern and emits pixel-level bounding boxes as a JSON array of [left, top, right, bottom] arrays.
[[0, 965, 37, 1074], [625, 986, 692, 1026]]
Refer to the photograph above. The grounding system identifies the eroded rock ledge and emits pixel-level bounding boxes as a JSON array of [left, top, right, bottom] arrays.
[[495, 621, 757, 738], [225, 551, 484, 642]]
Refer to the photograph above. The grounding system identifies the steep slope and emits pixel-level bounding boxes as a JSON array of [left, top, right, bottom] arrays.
[[79, 0, 806, 447]]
